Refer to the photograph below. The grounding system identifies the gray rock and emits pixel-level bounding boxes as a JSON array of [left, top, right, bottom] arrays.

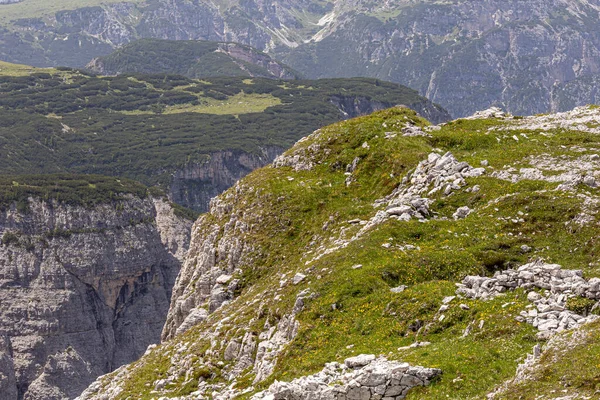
[[520, 245, 532, 253], [538, 319, 559, 331], [251, 356, 441, 400], [216, 274, 233, 285], [175, 308, 208, 336], [386, 205, 413, 216], [527, 291, 542, 302], [453, 206, 472, 220], [345, 354, 376, 368], [459, 260, 600, 336], [292, 273, 307, 285], [390, 286, 407, 293], [583, 175, 597, 187], [0, 197, 192, 399]]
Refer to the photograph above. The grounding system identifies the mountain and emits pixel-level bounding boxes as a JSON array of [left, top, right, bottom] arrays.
[[86, 39, 300, 79], [78, 105, 600, 399], [0, 174, 193, 400], [0, 64, 449, 212], [2, 0, 600, 117]]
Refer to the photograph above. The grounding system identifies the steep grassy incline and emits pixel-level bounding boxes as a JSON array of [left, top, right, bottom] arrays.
[[0, 65, 448, 211], [86, 39, 300, 79], [79, 106, 600, 399]]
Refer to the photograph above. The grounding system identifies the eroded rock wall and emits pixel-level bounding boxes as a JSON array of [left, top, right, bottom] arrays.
[[169, 147, 282, 213], [0, 196, 191, 400]]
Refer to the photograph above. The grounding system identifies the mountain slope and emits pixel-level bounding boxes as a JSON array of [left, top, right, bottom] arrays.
[[0, 174, 192, 400], [0, 65, 448, 212], [86, 39, 300, 79], [2, 0, 600, 116], [79, 105, 600, 399]]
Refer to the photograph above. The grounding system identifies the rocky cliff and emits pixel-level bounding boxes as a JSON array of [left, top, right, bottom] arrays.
[[281, 0, 600, 118], [78, 105, 600, 399], [0, 180, 192, 400], [169, 147, 283, 213], [3, 0, 600, 116]]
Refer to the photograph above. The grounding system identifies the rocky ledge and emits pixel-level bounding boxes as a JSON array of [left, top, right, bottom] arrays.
[[457, 261, 600, 337], [251, 354, 441, 400]]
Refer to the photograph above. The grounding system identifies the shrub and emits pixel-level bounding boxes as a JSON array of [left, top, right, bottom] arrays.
[[1, 231, 19, 246], [566, 296, 598, 316]]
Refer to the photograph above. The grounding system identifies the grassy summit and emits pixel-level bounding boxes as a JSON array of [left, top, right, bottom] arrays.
[[85, 106, 600, 399]]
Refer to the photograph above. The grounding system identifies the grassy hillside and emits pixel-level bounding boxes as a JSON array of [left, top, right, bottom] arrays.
[[0, 60, 48, 75], [0, 0, 144, 24], [0, 65, 447, 193], [87, 39, 301, 79], [83, 106, 600, 399]]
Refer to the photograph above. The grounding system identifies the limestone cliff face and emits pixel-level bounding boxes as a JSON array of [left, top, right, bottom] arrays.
[[280, 0, 600, 117], [0, 196, 191, 400], [169, 147, 282, 213], [161, 185, 257, 341]]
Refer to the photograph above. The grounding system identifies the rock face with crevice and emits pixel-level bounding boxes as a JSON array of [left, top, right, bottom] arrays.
[[0, 196, 191, 400]]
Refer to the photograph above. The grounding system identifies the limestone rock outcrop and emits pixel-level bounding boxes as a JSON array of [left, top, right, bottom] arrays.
[[0, 196, 191, 399], [457, 261, 600, 336], [251, 355, 441, 400], [162, 185, 253, 340]]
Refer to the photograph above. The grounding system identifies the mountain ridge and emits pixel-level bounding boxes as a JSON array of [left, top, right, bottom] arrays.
[[2, 0, 600, 116], [0, 64, 449, 212], [78, 105, 600, 399]]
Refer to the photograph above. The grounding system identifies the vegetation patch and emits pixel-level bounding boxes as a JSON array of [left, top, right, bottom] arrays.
[[0, 174, 148, 210], [0, 67, 438, 198]]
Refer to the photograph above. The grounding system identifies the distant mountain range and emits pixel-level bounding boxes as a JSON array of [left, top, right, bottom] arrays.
[[2, 0, 600, 116]]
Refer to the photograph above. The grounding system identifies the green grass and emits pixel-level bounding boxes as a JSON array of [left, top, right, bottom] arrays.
[[93, 106, 600, 399], [0, 60, 52, 76], [0, 0, 145, 24], [496, 319, 600, 399], [120, 92, 282, 115]]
